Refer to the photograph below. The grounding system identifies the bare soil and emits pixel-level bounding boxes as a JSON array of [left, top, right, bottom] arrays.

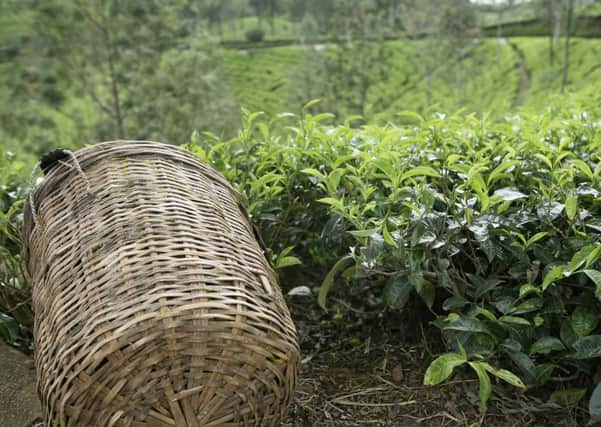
[[283, 298, 589, 427]]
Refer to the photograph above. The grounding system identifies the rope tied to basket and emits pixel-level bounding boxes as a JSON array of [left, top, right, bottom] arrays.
[[28, 149, 91, 230]]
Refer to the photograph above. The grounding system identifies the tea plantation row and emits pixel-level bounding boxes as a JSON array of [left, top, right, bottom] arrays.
[[187, 98, 601, 414]]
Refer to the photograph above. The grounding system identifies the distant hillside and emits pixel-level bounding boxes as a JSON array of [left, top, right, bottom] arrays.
[[221, 37, 601, 121], [211, 3, 601, 45]]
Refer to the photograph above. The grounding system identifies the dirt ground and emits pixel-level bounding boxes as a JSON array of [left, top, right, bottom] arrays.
[[1, 298, 591, 427], [283, 299, 588, 427], [0, 340, 41, 427]]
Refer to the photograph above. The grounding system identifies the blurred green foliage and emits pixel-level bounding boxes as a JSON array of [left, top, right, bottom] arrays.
[[0, 148, 31, 344]]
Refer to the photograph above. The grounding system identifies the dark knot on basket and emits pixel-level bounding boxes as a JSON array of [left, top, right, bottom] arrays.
[[23, 141, 300, 427]]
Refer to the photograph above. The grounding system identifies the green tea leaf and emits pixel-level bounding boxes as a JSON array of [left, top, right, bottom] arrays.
[[443, 296, 469, 311], [444, 316, 493, 335], [583, 269, 601, 296], [542, 265, 566, 291], [526, 232, 549, 247], [411, 274, 435, 309], [382, 223, 398, 248], [560, 321, 579, 348], [506, 351, 536, 384], [590, 382, 601, 419], [535, 153, 552, 169], [511, 298, 544, 315], [423, 353, 466, 385], [400, 166, 440, 182], [519, 284, 539, 298], [318, 197, 345, 212], [571, 159, 594, 180], [383, 276, 412, 309], [565, 195, 578, 220], [499, 315, 531, 326], [493, 188, 527, 202], [478, 307, 497, 321], [569, 245, 597, 272], [481, 363, 526, 389], [571, 335, 601, 359], [318, 255, 354, 311], [487, 160, 520, 186], [571, 306, 599, 338], [303, 99, 322, 110], [302, 168, 326, 180], [529, 336, 566, 356], [396, 111, 424, 123], [468, 361, 492, 409], [0, 314, 19, 344], [348, 228, 381, 238], [468, 273, 503, 298], [549, 388, 587, 406], [274, 256, 302, 269]]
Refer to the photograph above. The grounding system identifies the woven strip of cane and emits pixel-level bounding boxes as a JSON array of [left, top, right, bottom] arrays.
[[23, 141, 299, 427]]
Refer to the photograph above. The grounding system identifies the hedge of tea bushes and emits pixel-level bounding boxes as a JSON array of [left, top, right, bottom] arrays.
[[188, 100, 601, 411]]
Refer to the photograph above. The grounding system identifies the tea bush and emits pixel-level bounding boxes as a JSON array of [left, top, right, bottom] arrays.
[[0, 147, 31, 344], [245, 28, 265, 43], [186, 107, 353, 285], [188, 100, 601, 413]]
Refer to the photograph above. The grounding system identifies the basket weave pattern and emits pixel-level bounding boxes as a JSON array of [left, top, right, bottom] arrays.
[[23, 141, 299, 427]]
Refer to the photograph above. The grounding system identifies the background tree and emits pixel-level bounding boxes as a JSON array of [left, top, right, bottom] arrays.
[[129, 38, 238, 143], [399, 0, 446, 107], [537, 0, 564, 65], [561, 0, 575, 92], [290, 41, 394, 119], [249, 0, 288, 33], [0, 0, 71, 156], [440, 0, 479, 104], [32, 0, 236, 143]]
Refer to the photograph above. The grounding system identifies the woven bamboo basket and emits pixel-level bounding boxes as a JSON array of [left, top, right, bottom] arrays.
[[23, 141, 300, 427]]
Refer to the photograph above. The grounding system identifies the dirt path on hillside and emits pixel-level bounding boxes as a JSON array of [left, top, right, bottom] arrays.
[[501, 38, 531, 107]]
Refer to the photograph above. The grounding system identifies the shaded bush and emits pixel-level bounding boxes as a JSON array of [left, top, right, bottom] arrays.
[[245, 27, 265, 43], [0, 149, 32, 344]]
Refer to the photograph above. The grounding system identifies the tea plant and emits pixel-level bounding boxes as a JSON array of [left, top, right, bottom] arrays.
[[186, 106, 354, 285], [0, 148, 31, 343], [189, 100, 601, 414]]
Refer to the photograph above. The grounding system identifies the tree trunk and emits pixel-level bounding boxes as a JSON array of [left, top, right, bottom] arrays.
[[422, 60, 431, 107], [561, 0, 574, 93], [549, 32, 554, 65], [99, 24, 125, 138], [546, 1, 554, 65], [553, 5, 562, 43], [551, 1, 562, 64], [496, 21, 502, 60], [269, 1, 275, 34], [217, 17, 223, 38], [455, 61, 463, 105], [107, 47, 125, 138]]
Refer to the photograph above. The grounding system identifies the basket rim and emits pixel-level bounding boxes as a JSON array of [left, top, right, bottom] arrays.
[[23, 139, 238, 238]]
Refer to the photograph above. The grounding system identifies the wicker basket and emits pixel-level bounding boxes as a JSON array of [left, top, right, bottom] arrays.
[[23, 141, 300, 427]]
